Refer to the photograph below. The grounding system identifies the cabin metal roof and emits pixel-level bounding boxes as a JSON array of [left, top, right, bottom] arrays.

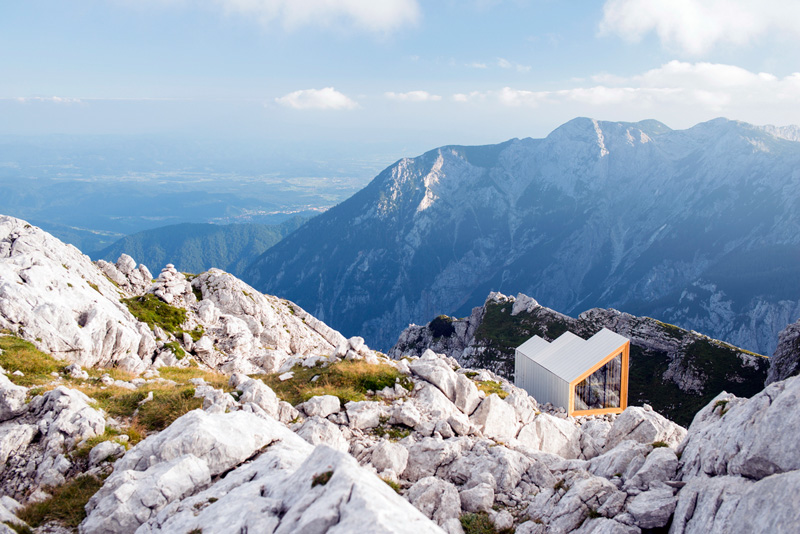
[[516, 328, 628, 383]]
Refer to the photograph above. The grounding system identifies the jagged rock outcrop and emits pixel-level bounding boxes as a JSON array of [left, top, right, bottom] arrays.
[[82, 409, 444, 534], [392, 292, 769, 426], [766, 317, 800, 384], [669, 374, 800, 533], [187, 269, 346, 373], [0, 216, 156, 372], [0, 386, 105, 499], [0, 215, 354, 377]]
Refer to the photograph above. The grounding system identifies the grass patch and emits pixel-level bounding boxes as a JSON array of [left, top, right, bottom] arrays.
[[157, 366, 231, 391], [372, 422, 412, 441], [651, 441, 669, 448], [82, 383, 201, 433], [73, 428, 125, 458], [162, 341, 186, 360], [477, 380, 508, 399], [17, 474, 106, 529], [0, 335, 65, 386], [713, 399, 730, 415], [460, 512, 509, 534], [4, 522, 33, 534], [262, 360, 407, 406], [87, 281, 101, 293], [382, 478, 402, 494], [121, 294, 187, 335], [187, 325, 205, 342], [312, 471, 333, 488]]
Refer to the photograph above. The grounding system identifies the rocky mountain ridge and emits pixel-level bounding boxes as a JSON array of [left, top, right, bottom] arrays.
[[0, 215, 799, 533], [244, 117, 800, 355], [390, 292, 769, 426]]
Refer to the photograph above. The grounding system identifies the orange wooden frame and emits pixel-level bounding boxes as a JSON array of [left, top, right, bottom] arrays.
[[567, 341, 629, 416]]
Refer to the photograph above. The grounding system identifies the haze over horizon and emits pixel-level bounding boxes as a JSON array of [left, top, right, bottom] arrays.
[[3, 0, 800, 163]]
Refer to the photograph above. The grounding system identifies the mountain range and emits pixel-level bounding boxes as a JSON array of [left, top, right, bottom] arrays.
[[92, 218, 305, 278], [244, 117, 800, 355]]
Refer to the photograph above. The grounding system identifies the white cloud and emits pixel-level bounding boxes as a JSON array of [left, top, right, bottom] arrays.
[[14, 96, 82, 104], [451, 61, 800, 114], [600, 0, 800, 55], [385, 91, 441, 102], [215, 0, 420, 33], [466, 62, 488, 69], [497, 57, 531, 73], [275, 87, 358, 110]]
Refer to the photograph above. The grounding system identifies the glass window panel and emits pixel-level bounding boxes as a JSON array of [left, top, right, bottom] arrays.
[[574, 353, 622, 410]]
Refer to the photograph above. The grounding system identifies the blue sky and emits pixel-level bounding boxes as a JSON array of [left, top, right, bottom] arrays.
[[2, 0, 800, 156]]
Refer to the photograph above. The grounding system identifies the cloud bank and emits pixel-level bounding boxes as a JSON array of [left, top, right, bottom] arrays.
[[601, 0, 800, 55], [385, 91, 441, 102]]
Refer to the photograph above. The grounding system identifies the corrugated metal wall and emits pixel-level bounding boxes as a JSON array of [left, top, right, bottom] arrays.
[[515, 349, 569, 408]]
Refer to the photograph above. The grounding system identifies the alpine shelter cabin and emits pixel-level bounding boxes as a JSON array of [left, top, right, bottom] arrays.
[[514, 328, 630, 416]]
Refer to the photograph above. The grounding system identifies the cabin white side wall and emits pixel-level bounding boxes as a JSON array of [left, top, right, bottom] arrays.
[[515, 349, 569, 408]]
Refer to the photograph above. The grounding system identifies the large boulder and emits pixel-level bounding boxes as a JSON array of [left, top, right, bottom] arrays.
[[679, 375, 800, 480], [470, 394, 518, 442], [0, 374, 26, 422], [406, 476, 462, 527], [517, 413, 582, 459], [136, 444, 445, 534], [604, 406, 686, 451], [409, 351, 459, 402]]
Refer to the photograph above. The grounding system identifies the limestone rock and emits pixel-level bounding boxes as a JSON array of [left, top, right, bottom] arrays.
[[470, 394, 518, 442], [137, 443, 444, 534], [517, 413, 582, 459], [625, 446, 678, 491], [454, 374, 481, 415], [625, 487, 676, 529], [371, 440, 410, 475], [0, 374, 26, 422], [296, 416, 349, 453], [301, 395, 341, 418], [0, 216, 155, 372], [96, 254, 152, 296], [459, 483, 494, 513], [410, 353, 459, 402], [345, 400, 387, 430], [88, 441, 125, 467], [679, 375, 800, 480], [604, 406, 686, 451], [407, 476, 462, 527]]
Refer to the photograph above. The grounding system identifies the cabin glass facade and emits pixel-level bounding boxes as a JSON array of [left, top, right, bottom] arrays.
[[573, 352, 622, 411]]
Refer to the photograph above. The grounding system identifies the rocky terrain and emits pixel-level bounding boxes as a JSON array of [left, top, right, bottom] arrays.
[[766, 316, 800, 385], [0, 215, 799, 533], [244, 117, 800, 355], [391, 292, 768, 426]]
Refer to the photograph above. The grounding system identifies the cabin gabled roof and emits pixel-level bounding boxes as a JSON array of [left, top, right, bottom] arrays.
[[516, 328, 629, 383]]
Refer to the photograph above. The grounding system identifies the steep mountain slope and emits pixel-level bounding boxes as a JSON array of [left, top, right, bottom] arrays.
[[93, 218, 305, 277], [390, 292, 768, 427], [3, 212, 800, 534], [244, 118, 800, 353]]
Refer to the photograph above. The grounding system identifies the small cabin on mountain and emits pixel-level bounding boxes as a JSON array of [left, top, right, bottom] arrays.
[[514, 328, 630, 416]]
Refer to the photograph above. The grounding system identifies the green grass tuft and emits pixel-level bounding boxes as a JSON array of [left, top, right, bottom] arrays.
[[121, 294, 187, 335], [163, 341, 186, 360], [476, 380, 508, 399], [382, 478, 402, 494], [460, 512, 511, 534], [312, 471, 333, 487], [17, 474, 106, 529], [651, 441, 669, 448], [0, 335, 65, 386]]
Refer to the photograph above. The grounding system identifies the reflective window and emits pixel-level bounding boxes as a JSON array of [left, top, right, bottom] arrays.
[[574, 353, 622, 411]]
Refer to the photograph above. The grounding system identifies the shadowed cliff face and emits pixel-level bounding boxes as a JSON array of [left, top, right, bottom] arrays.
[[244, 117, 800, 354]]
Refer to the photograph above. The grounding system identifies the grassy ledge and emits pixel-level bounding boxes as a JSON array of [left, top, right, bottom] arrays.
[[120, 294, 187, 335], [262, 360, 411, 406], [0, 335, 65, 387]]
